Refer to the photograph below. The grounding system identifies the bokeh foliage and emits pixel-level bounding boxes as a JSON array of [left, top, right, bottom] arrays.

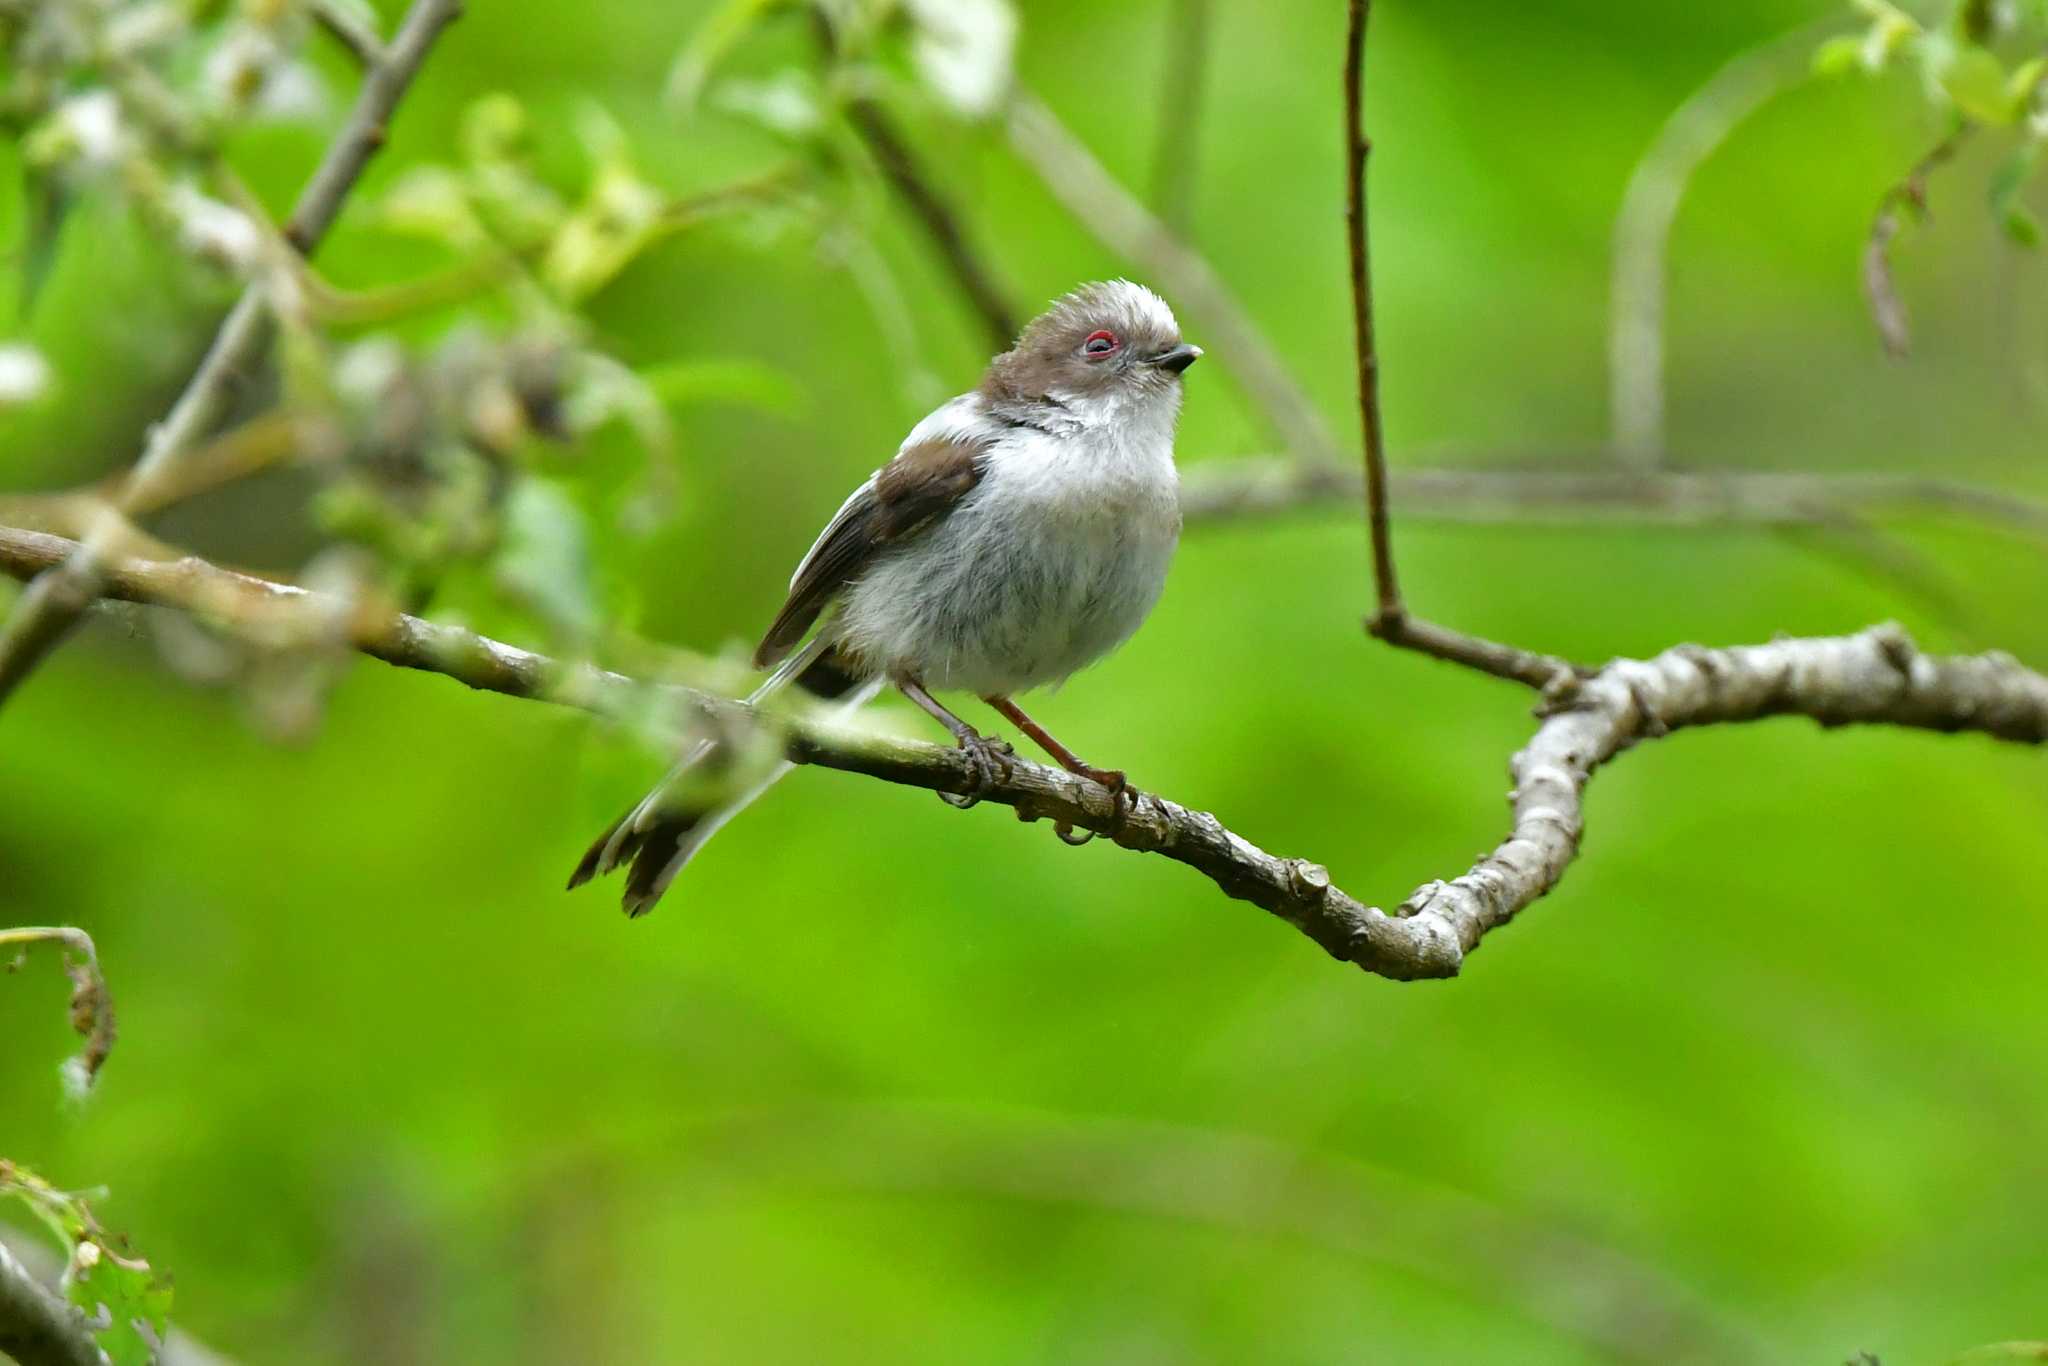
[[4, 0, 2048, 1362]]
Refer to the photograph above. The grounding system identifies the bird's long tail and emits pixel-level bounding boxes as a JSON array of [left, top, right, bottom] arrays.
[[567, 636, 882, 917]]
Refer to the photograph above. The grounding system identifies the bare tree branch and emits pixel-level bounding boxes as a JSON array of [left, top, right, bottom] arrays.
[[1177, 460, 2048, 542], [0, 0, 464, 712], [310, 0, 387, 70], [0, 1241, 101, 1366], [1340, 1, 1578, 691], [5, 525, 2042, 979], [1151, 0, 1212, 237], [1609, 17, 1836, 466], [840, 98, 1018, 353], [1866, 126, 1972, 358], [1006, 91, 1344, 467], [1343, 0, 1399, 622]]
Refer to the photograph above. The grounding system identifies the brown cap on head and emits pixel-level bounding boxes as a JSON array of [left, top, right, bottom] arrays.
[[981, 280, 1199, 403]]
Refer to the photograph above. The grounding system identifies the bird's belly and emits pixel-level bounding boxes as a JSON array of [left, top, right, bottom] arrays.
[[836, 473, 1179, 696]]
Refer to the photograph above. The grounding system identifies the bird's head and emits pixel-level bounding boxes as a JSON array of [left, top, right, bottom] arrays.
[[983, 280, 1201, 420]]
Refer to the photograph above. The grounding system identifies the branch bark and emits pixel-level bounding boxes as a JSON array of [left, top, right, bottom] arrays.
[[0, 0, 463, 711], [0, 1243, 100, 1366], [1177, 460, 2048, 541], [6, 525, 2043, 979]]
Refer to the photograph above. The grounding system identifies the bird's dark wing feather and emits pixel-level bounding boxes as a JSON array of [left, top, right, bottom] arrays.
[[753, 433, 990, 667]]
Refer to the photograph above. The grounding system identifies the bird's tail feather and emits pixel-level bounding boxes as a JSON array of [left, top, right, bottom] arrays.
[[567, 636, 880, 916]]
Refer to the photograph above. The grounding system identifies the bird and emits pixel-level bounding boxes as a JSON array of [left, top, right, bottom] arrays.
[[569, 279, 1201, 916]]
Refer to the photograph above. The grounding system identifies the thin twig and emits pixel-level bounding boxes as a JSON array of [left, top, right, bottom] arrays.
[[1006, 91, 1343, 467], [1340, 1, 1575, 690], [1151, 0, 1212, 236], [1865, 126, 1971, 358], [811, 7, 1016, 352], [1176, 460, 2048, 542], [841, 99, 1017, 352], [0, 0, 463, 712], [0, 926, 116, 1092], [1609, 17, 1837, 466], [1343, 0, 1400, 624], [7, 526, 2043, 979], [311, 0, 387, 68]]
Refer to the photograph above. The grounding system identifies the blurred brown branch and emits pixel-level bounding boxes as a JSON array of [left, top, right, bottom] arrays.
[[811, 7, 1017, 353], [0, 0, 465, 713], [5, 525, 2043, 979], [1178, 459, 2048, 541], [1006, 91, 1344, 468]]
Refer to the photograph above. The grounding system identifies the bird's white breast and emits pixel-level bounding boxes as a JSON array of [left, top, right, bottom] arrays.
[[835, 392, 1182, 695]]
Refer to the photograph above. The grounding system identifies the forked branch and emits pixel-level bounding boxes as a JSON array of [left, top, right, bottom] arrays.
[[4, 526, 2043, 978]]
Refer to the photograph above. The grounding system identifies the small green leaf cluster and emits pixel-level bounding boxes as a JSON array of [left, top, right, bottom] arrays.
[[1817, 0, 2048, 245], [1, 1160, 171, 1366]]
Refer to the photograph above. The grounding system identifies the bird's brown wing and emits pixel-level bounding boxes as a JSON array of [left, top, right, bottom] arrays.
[[752, 434, 991, 668]]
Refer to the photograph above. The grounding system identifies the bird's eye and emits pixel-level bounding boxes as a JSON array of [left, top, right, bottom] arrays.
[[1082, 330, 1119, 358]]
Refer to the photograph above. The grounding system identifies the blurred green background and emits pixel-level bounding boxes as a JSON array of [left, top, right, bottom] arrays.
[[6, 0, 2048, 1362]]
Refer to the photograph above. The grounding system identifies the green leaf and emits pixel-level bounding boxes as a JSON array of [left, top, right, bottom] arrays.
[[2005, 56, 2048, 120], [541, 111, 666, 300], [19, 166, 70, 313], [71, 1241, 174, 1366], [0, 1161, 172, 1366], [2003, 206, 2040, 247], [1989, 141, 2041, 247], [1937, 44, 2014, 124], [494, 477, 597, 635], [1813, 34, 1866, 78]]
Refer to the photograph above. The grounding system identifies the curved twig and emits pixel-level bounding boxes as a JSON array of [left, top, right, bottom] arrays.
[[1610, 17, 1839, 464], [0, 926, 116, 1093], [1865, 126, 1972, 358]]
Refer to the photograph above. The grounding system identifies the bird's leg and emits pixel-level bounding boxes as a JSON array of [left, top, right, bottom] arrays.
[[898, 677, 1013, 808], [983, 696, 1140, 832]]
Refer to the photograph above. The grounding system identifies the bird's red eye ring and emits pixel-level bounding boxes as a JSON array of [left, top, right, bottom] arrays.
[[1082, 330, 1119, 358]]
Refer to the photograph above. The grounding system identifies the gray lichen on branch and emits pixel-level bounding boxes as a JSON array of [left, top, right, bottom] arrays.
[[4, 525, 2044, 981]]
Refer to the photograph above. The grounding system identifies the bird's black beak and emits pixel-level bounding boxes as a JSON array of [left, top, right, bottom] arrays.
[[1149, 343, 1203, 373]]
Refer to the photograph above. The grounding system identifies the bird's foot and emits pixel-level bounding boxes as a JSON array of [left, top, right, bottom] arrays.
[[937, 730, 1015, 810], [1051, 764, 1141, 845]]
